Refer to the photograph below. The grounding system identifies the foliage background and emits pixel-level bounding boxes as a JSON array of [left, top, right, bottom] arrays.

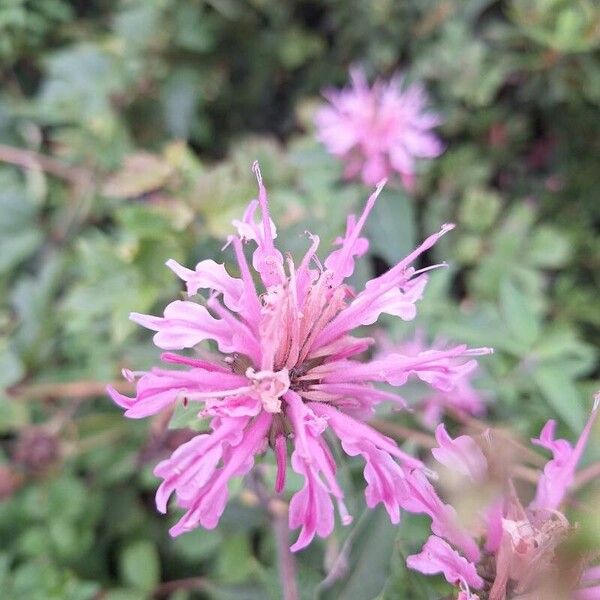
[[1, 0, 599, 598]]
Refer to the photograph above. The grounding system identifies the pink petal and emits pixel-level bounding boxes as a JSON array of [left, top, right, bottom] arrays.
[[166, 258, 245, 312], [407, 535, 483, 589], [432, 424, 488, 482], [530, 400, 599, 511], [130, 300, 236, 352]]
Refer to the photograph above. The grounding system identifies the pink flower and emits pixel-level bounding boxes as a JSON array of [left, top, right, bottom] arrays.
[[109, 162, 490, 551], [407, 535, 483, 589], [432, 424, 488, 482], [315, 68, 443, 189], [381, 332, 487, 427], [411, 396, 600, 599], [530, 396, 599, 511]]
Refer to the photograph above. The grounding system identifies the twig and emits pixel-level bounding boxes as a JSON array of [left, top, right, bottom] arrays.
[[0, 143, 89, 183], [574, 461, 600, 491], [447, 408, 547, 467], [9, 380, 134, 400], [510, 464, 541, 485], [152, 576, 210, 598], [369, 418, 436, 449]]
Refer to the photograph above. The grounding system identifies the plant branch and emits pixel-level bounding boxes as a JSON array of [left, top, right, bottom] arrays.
[[251, 471, 299, 600], [447, 408, 547, 467], [271, 498, 299, 600], [9, 380, 134, 400], [152, 576, 210, 598], [574, 461, 600, 491], [369, 418, 436, 448], [0, 143, 90, 183]]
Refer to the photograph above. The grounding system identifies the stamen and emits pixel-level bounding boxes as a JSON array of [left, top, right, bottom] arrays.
[[274, 435, 287, 493], [252, 160, 275, 255]]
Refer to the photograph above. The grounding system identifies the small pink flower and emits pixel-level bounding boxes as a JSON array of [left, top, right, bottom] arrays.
[[109, 163, 490, 551], [530, 396, 599, 511], [412, 396, 600, 599], [315, 68, 443, 189], [407, 535, 483, 590]]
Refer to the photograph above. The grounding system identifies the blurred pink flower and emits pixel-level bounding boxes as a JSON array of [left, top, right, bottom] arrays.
[[315, 68, 443, 189], [109, 163, 491, 551], [530, 393, 599, 511], [409, 396, 600, 599]]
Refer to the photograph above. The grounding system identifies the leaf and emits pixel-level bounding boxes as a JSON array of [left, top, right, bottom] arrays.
[[170, 527, 222, 561], [327, 507, 398, 600], [528, 226, 572, 269], [0, 229, 42, 275], [532, 365, 586, 433], [0, 341, 25, 390], [499, 278, 541, 349], [168, 402, 209, 431], [102, 153, 174, 199], [0, 171, 43, 275], [458, 187, 502, 231], [365, 187, 415, 266], [119, 540, 161, 592], [161, 68, 203, 139], [217, 533, 255, 584]]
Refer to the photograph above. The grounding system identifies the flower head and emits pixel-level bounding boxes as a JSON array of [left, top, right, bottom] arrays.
[[408, 396, 600, 599], [109, 163, 490, 551], [315, 68, 443, 189]]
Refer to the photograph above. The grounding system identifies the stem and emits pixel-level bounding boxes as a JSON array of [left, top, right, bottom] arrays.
[[9, 380, 134, 400], [0, 143, 89, 183], [251, 472, 299, 600], [447, 408, 547, 467], [510, 464, 540, 484], [369, 418, 436, 449], [152, 576, 209, 598], [574, 461, 600, 491], [271, 498, 299, 600]]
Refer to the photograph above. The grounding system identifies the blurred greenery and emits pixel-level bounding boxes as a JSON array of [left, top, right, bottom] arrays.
[[0, 0, 599, 598]]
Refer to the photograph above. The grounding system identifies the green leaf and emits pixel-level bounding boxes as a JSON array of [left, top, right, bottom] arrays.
[[168, 401, 209, 431], [119, 540, 161, 592], [499, 278, 541, 349], [528, 226, 572, 269], [458, 187, 502, 231], [532, 365, 586, 432], [365, 187, 415, 266], [170, 527, 222, 561], [327, 507, 398, 600], [217, 533, 255, 584]]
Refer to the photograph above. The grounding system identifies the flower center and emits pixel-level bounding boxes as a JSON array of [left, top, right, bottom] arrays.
[[245, 367, 290, 414]]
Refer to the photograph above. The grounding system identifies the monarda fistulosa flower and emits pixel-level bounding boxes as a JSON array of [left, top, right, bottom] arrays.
[[315, 68, 444, 190], [108, 163, 491, 551], [407, 394, 600, 599]]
